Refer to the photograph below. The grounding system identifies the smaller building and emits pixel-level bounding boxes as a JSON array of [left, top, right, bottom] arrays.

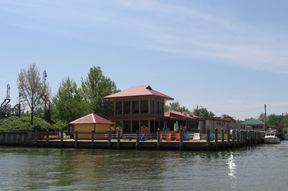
[[238, 118, 265, 131], [69, 113, 115, 140]]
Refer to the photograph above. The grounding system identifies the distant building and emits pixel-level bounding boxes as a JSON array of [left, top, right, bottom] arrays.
[[238, 118, 265, 131]]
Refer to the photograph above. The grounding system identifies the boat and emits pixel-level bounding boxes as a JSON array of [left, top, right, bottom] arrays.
[[264, 130, 281, 144]]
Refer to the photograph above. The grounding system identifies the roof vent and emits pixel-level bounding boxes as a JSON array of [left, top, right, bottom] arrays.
[[146, 85, 152, 90]]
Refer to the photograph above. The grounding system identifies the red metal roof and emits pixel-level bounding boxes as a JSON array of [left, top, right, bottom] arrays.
[[104, 85, 174, 100], [164, 110, 200, 120], [69, 113, 115, 125]]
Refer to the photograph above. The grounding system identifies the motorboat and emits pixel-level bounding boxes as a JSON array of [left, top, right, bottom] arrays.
[[264, 130, 281, 144]]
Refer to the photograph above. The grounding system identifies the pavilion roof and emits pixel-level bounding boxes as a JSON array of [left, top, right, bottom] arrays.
[[104, 85, 174, 100], [69, 113, 115, 125]]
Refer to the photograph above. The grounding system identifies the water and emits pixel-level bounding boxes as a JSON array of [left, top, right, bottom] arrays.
[[1, 141, 288, 191]]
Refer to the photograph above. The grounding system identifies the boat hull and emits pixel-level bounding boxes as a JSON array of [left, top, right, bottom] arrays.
[[264, 138, 281, 144]]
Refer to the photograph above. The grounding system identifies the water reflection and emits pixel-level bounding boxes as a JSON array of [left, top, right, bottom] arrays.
[[227, 152, 236, 178]]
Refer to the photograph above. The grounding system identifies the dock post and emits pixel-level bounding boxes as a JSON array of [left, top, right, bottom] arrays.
[[215, 128, 218, 150], [227, 130, 230, 148], [108, 129, 111, 149], [221, 129, 224, 148], [75, 130, 78, 148], [46, 130, 49, 148], [207, 129, 211, 150], [237, 130, 240, 147], [35, 130, 37, 147], [232, 130, 235, 147], [117, 129, 120, 149], [157, 129, 160, 150], [180, 129, 183, 150], [61, 130, 63, 148], [136, 130, 139, 149], [240, 130, 243, 146], [91, 130, 94, 149]]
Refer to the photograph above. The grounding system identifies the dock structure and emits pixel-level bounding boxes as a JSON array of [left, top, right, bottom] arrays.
[[0, 129, 265, 151]]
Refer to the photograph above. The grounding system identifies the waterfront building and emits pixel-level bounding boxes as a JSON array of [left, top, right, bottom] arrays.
[[238, 118, 265, 131], [69, 113, 115, 139]]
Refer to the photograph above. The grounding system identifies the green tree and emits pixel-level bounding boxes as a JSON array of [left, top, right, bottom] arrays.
[[280, 113, 288, 127], [52, 77, 89, 125], [165, 101, 191, 113], [17, 63, 50, 125], [81, 66, 119, 117], [267, 114, 282, 127], [258, 113, 266, 123], [193, 108, 215, 117]]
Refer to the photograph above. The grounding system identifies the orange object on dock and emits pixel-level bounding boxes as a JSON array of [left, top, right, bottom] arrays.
[[175, 133, 180, 141], [166, 133, 171, 142], [160, 133, 163, 141]]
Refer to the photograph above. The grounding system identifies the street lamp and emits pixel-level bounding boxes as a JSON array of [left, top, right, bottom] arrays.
[[196, 105, 203, 116]]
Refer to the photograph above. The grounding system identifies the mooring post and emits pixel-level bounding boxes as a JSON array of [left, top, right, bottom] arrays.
[[61, 130, 63, 148], [136, 130, 139, 149], [46, 130, 49, 148], [108, 129, 111, 149], [221, 128, 224, 148], [180, 129, 183, 150], [236, 130, 239, 147], [157, 129, 160, 150], [91, 130, 94, 149], [207, 129, 211, 150], [227, 130, 230, 148], [117, 129, 120, 149], [232, 130, 235, 147], [35, 130, 37, 147], [75, 130, 78, 148], [215, 128, 218, 150]]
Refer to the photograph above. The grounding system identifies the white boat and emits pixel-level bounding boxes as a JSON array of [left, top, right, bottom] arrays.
[[264, 130, 281, 144]]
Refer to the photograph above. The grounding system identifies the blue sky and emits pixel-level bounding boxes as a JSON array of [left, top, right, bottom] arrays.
[[1, 0, 288, 120]]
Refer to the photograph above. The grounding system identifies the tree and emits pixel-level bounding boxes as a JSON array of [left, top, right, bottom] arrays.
[[52, 77, 89, 125], [17, 63, 50, 125], [258, 113, 266, 123], [165, 101, 191, 113], [267, 114, 282, 127], [81, 66, 120, 117], [193, 108, 215, 117]]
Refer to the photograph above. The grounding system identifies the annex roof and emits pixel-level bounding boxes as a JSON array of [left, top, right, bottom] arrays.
[[69, 113, 115, 125], [164, 110, 201, 120], [104, 85, 174, 100], [239, 118, 264, 125]]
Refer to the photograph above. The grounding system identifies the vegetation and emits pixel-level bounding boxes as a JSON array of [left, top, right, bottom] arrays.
[[0, 116, 65, 132], [192, 108, 215, 117], [165, 101, 191, 113]]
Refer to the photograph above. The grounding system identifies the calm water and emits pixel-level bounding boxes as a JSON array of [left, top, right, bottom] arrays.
[[1, 141, 288, 191]]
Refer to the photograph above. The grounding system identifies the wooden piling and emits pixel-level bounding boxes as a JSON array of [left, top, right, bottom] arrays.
[[232, 130, 235, 147], [108, 129, 111, 149], [46, 130, 49, 148], [227, 130, 230, 148], [75, 130, 78, 148], [207, 129, 210, 150], [180, 129, 183, 150], [221, 129, 224, 148], [157, 129, 160, 150], [117, 129, 120, 149], [236, 130, 239, 147], [136, 130, 139, 149], [215, 128, 218, 150], [91, 130, 94, 149]]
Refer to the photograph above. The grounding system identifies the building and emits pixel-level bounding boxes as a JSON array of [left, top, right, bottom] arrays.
[[238, 118, 265, 131], [69, 113, 115, 139], [203, 116, 236, 133], [104, 85, 174, 134]]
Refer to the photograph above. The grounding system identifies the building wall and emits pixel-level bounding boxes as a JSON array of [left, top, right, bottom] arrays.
[[239, 124, 264, 131], [74, 124, 110, 139]]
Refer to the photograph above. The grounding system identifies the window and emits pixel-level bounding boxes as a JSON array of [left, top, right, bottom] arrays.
[[116, 102, 122, 115], [141, 100, 148, 114], [132, 101, 139, 114], [241, 125, 245, 129], [247, 125, 250, 129], [159, 102, 164, 114], [123, 101, 130, 114], [150, 120, 155, 133], [123, 121, 130, 133], [150, 101, 154, 114], [155, 101, 159, 114], [155, 120, 159, 130], [132, 120, 139, 133]]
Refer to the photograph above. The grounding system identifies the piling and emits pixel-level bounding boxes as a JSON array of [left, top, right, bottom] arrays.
[[236, 130, 239, 147], [35, 130, 37, 147], [232, 130, 235, 147], [180, 129, 183, 150], [207, 129, 210, 150], [91, 130, 94, 148], [215, 128, 218, 150], [221, 129, 224, 148], [227, 130, 230, 148], [108, 129, 111, 149], [117, 129, 120, 149], [136, 130, 139, 149], [157, 129, 160, 150], [75, 130, 78, 148], [46, 130, 49, 147]]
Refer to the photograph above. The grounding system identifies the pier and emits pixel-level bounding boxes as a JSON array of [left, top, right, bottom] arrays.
[[0, 129, 265, 151]]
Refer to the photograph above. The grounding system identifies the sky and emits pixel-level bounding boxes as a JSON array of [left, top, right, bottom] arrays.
[[1, 0, 288, 121]]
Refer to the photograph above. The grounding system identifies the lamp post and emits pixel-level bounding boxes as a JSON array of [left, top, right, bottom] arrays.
[[196, 105, 203, 116]]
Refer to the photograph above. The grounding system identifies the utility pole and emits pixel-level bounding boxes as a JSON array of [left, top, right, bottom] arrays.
[[264, 104, 267, 131]]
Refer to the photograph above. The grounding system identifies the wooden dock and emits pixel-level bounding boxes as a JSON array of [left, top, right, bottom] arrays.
[[0, 129, 265, 151]]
